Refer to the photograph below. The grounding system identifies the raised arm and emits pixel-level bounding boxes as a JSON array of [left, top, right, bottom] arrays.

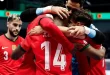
[[88, 24, 105, 44], [20, 6, 69, 22], [11, 35, 31, 60], [68, 25, 105, 44]]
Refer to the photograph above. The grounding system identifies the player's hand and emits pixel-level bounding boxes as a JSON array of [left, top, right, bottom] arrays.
[[51, 6, 69, 19], [28, 26, 44, 35], [45, 14, 54, 19], [67, 26, 85, 38]]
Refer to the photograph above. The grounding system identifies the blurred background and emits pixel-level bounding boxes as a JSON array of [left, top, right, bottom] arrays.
[[0, 0, 110, 74]]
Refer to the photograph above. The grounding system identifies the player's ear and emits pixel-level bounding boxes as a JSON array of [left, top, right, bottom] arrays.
[[76, 22, 81, 26], [66, 0, 68, 5], [7, 22, 10, 27], [76, 22, 85, 26]]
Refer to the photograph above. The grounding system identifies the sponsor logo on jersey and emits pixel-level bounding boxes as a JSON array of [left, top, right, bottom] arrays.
[[2, 47, 8, 49]]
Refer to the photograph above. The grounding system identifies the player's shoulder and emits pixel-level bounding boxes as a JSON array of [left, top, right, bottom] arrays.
[[0, 34, 6, 40], [34, 14, 46, 20], [0, 35, 6, 46], [0, 34, 5, 37], [29, 14, 51, 25], [37, 14, 53, 20], [17, 36, 24, 41], [30, 35, 43, 40]]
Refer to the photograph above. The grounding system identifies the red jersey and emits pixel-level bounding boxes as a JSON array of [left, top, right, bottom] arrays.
[[15, 50, 36, 75], [0, 35, 24, 75], [15, 18, 36, 75], [20, 14, 74, 75], [76, 37, 106, 75]]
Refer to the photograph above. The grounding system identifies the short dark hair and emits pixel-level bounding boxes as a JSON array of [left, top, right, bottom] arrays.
[[70, 0, 85, 7], [70, 9, 93, 27], [42, 0, 65, 7]]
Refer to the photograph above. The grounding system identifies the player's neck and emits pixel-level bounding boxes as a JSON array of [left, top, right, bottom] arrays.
[[5, 32, 18, 42]]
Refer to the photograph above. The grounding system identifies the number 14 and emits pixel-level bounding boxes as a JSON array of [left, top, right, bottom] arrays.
[[41, 41, 66, 71]]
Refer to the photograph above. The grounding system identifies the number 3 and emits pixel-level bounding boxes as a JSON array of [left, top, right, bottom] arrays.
[[4, 51, 8, 60], [41, 41, 66, 71]]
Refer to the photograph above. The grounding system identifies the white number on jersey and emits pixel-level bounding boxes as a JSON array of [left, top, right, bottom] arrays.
[[100, 46, 105, 67], [41, 41, 66, 71], [4, 51, 8, 60]]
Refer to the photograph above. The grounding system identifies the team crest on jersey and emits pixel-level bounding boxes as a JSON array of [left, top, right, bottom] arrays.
[[12, 45, 17, 50]]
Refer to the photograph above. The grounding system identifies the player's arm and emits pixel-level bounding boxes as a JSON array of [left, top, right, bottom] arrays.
[[44, 24, 105, 44], [68, 25, 105, 44], [88, 24, 105, 44], [11, 45, 26, 60], [81, 45, 105, 60], [28, 21, 70, 36], [11, 35, 31, 60], [57, 26, 72, 37], [20, 6, 69, 22], [39, 16, 74, 51], [71, 38, 105, 60]]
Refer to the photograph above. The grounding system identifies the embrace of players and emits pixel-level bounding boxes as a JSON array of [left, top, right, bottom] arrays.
[[0, 0, 106, 75]]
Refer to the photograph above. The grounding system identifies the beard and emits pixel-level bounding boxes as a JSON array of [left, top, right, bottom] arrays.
[[9, 29, 19, 37]]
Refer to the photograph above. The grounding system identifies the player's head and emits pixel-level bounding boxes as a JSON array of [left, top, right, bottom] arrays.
[[65, 0, 85, 14], [42, 0, 65, 7], [69, 9, 93, 27], [7, 14, 22, 37], [70, 0, 85, 7], [68, 9, 92, 39]]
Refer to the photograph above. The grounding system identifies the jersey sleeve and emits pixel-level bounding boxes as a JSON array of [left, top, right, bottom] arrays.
[[39, 17, 74, 51], [20, 35, 31, 52], [90, 24, 105, 44], [20, 37, 24, 42], [86, 37, 102, 49]]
